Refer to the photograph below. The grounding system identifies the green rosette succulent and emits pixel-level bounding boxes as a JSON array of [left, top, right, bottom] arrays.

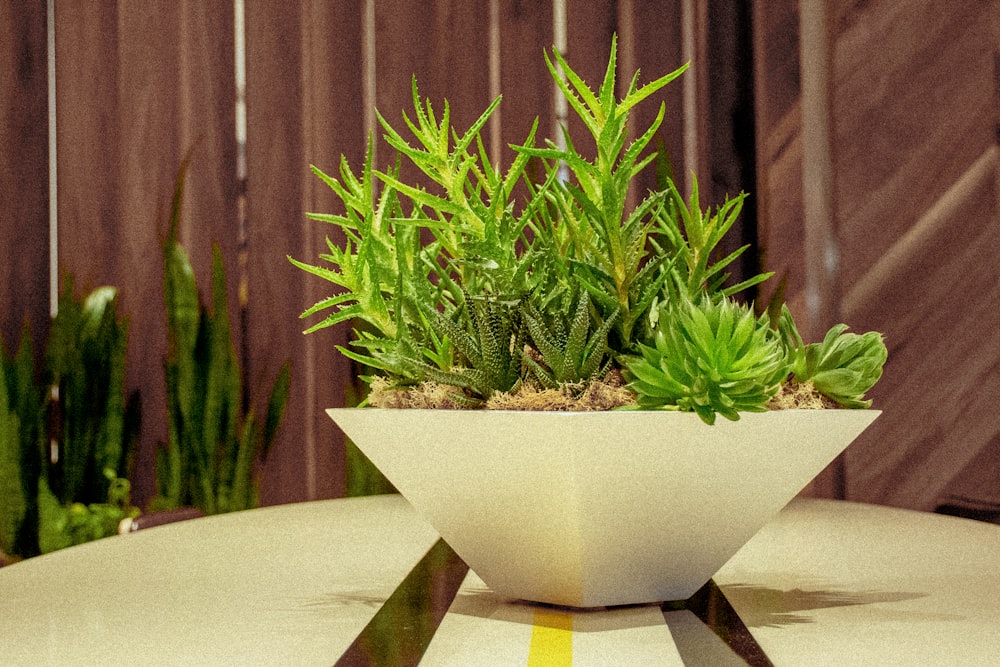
[[777, 305, 887, 408], [626, 297, 788, 424]]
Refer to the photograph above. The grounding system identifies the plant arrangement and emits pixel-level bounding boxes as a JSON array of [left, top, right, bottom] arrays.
[[292, 37, 886, 424]]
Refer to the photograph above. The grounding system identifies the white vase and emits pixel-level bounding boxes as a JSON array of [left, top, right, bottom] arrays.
[[327, 408, 879, 608]]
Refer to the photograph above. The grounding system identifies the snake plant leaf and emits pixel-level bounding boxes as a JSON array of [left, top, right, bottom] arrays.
[[262, 361, 292, 457], [0, 361, 24, 557], [36, 479, 72, 554], [156, 159, 290, 515]]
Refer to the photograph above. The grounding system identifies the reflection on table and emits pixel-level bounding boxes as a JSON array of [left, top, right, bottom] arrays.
[[2, 495, 998, 665]]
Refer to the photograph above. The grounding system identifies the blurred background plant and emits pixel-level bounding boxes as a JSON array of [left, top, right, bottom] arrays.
[[1, 280, 139, 561], [0, 159, 292, 563], [152, 158, 291, 515]]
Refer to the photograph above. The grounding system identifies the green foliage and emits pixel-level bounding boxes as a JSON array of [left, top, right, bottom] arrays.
[[512, 36, 689, 345], [0, 336, 28, 557], [37, 471, 138, 554], [625, 298, 788, 424], [41, 280, 138, 553], [1, 283, 137, 559], [156, 160, 291, 515], [416, 295, 526, 401], [653, 179, 772, 301], [45, 280, 136, 506], [292, 36, 886, 421], [777, 305, 887, 408]]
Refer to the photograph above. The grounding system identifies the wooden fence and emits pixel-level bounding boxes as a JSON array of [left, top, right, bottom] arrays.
[[3, 1, 998, 513], [2, 1, 758, 507]]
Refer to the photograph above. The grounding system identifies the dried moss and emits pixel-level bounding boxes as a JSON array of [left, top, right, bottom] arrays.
[[486, 378, 637, 411], [367, 371, 636, 412], [368, 377, 478, 410], [368, 374, 840, 413], [767, 380, 838, 410]]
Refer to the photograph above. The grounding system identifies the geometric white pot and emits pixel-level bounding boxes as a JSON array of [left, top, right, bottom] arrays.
[[327, 408, 879, 608]]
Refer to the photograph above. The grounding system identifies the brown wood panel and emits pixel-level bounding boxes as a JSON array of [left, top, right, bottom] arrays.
[[758, 0, 1000, 510], [53, 3, 123, 293], [0, 1, 49, 354], [753, 2, 808, 330], [832, 0, 997, 280], [627, 0, 686, 200], [373, 0, 493, 183], [830, 0, 1000, 510], [497, 0, 553, 168], [843, 149, 1000, 509], [245, 1, 363, 504], [563, 0, 617, 162], [55, 2, 238, 507]]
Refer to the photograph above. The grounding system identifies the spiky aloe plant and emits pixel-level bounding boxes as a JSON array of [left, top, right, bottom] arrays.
[[513, 36, 690, 348], [625, 297, 788, 424]]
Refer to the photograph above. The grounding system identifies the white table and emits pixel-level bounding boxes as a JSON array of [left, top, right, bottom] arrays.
[[2, 495, 998, 665]]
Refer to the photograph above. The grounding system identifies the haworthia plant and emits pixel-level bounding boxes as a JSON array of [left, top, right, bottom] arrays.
[[777, 305, 887, 409], [625, 297, 788, 424]]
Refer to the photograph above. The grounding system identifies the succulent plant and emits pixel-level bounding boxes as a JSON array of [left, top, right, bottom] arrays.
[[625, 297, 788, 424], [776, 305, 887, 409], [522, 291, 619, 390], [292, 37, 887, 422]]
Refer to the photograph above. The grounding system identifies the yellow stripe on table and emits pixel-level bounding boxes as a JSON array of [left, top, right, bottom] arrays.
[[528, 609, 573, 666]]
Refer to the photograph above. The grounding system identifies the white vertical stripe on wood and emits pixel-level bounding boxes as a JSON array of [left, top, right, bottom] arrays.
[[489, 0, 502, 164], [47, 0, 57, 318], [799, 0, 839, 337]]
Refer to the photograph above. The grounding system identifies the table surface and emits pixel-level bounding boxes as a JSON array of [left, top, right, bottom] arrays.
[[2, 494, 999, 666]]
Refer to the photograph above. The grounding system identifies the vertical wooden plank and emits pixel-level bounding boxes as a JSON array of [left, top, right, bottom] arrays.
[[563, 0, 616, 159], [798, 0, 845, 498], [55, 2, 238, 507], [628, 0, 686, 197], [373, 0, 493, 177], [53, 3, 123, 292], [799, 1, 839, 342], [751, 0, 805, 311], [703, 0, 759, 282], [679, 0, 709, 196], [497, 0, 553, 168], [0, 1, 49, 353], [245, 1, 363, 503], [176, 0, 239, 314]]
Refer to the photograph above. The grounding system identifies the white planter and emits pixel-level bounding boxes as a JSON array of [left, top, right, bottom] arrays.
[[327, 408, 879, 608]]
